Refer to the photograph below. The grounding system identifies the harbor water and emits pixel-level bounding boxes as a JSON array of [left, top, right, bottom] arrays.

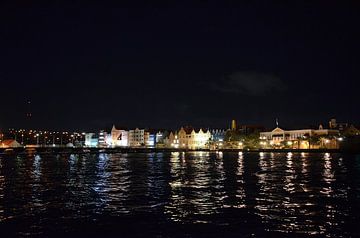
[[0, 151, 360, 237]]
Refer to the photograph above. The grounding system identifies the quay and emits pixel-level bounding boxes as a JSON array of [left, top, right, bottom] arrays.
[[0, 147, 358, 155]]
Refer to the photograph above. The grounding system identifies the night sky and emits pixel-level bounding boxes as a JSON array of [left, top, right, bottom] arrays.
[[1, 1, 359, 131]]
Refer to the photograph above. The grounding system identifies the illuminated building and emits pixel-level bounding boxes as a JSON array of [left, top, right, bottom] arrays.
[[85, 133, 98, 147], [98, 130, 108, 147], [167, 127, 211, 149], [168, 132, 179, 148], [0, 139, 22, 148], [154, 131, 168, 148], [260, 126, 339, 149], [155, 131, 166, 144], [211, 129, 226, 142], [128, 128, 146, 147], [110, 125, 128, 147], [146, 133, 156, 147]]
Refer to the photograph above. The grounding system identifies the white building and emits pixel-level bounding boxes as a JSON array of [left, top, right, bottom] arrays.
[[260, 126, 339, 149], [128, 128, 146, 147], [110, 125, 128, 147], [85, 133, 98, 147], [98, 130, 108, 147]]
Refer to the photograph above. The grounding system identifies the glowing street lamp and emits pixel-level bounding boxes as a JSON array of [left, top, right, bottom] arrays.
[[35, 133, 39, 145]]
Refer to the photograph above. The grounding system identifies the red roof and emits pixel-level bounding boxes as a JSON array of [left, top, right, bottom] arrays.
[[1, 139, 17, 146]]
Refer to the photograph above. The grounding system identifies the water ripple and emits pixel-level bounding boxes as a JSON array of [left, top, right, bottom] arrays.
[[0, 152, 359, 237]]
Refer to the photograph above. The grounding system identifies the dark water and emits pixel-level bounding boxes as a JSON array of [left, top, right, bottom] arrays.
[[1, 152, 360, 237]]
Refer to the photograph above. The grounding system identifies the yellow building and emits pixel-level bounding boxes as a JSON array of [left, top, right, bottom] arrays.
[[167, 127, 211, 149]]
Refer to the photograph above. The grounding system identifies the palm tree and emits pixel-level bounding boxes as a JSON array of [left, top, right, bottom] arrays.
[[309, 135, 321, 149]]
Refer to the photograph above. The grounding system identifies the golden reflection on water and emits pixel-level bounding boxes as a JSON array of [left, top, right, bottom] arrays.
[[165, 151, 226, 224], [321, 153, 335, 195], [234, 152, 246, 208], [253, 152, 352, 236], [0, 157, 4, 222]]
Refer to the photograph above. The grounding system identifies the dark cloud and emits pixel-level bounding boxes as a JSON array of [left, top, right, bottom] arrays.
[[213, 72, 286, 96]]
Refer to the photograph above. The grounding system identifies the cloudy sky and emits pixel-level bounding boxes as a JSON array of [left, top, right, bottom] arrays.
[[0, 1, 359, 130]]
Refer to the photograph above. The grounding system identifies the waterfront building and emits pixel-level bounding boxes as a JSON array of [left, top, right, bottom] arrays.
[[211, 129, 226, 142], [0, 139, 22, 148], [155, 131, 168, 148], [98, 130, 108, 147], [145, 132, 156, 147], [260, 126, 339, 149], [167, 131, 179, 148], [155, 131, 166, 144], [84, 133, 98, 147], [167, 127, 211, 149], [209, 129, 226, 150], [110, 125, 128, 147], [128, 128, 146, 147]]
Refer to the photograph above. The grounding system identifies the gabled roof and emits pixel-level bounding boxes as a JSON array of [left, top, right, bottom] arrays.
[[180, 126, 194, 134], [111, 125, 129, 131], [1, 139, 22, 147], [179, 126, 210, 134], [272, 127, 285, 133], [1, 139, 17, 145]]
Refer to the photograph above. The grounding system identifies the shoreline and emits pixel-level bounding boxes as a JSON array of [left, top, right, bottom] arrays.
[[1, 147, 359, 155]]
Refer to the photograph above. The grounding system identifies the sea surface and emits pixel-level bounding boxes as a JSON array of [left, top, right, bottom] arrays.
[[0, 151, 360, 237]]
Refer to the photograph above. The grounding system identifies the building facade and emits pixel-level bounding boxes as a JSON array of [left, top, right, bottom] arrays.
[[260, 126, 340, 149], [110, 125, 128, 147], [167, 127, 211, 149], [128, 128, 146, 147], [211, 129, 226, 142], [85, 133, 98, 147]]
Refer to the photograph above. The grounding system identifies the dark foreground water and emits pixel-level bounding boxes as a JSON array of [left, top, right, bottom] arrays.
[[0, 152, 360, 237]]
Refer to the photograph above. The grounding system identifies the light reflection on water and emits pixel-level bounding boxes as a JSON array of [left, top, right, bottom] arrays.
[[0, 152, 359, 237], [0, 158, 4, 222], [165, 151, 226, 224]]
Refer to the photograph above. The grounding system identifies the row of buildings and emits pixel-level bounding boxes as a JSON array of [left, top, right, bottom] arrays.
[[81, 118, 358, 150], [85, 126, 225, 149], [2, 118, 358, 149]]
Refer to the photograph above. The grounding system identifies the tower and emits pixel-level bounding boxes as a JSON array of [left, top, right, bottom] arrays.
[[231, 119, 237, 131]]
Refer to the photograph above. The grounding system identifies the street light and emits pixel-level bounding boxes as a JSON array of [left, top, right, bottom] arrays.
[[35, 133, 39, 145]]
